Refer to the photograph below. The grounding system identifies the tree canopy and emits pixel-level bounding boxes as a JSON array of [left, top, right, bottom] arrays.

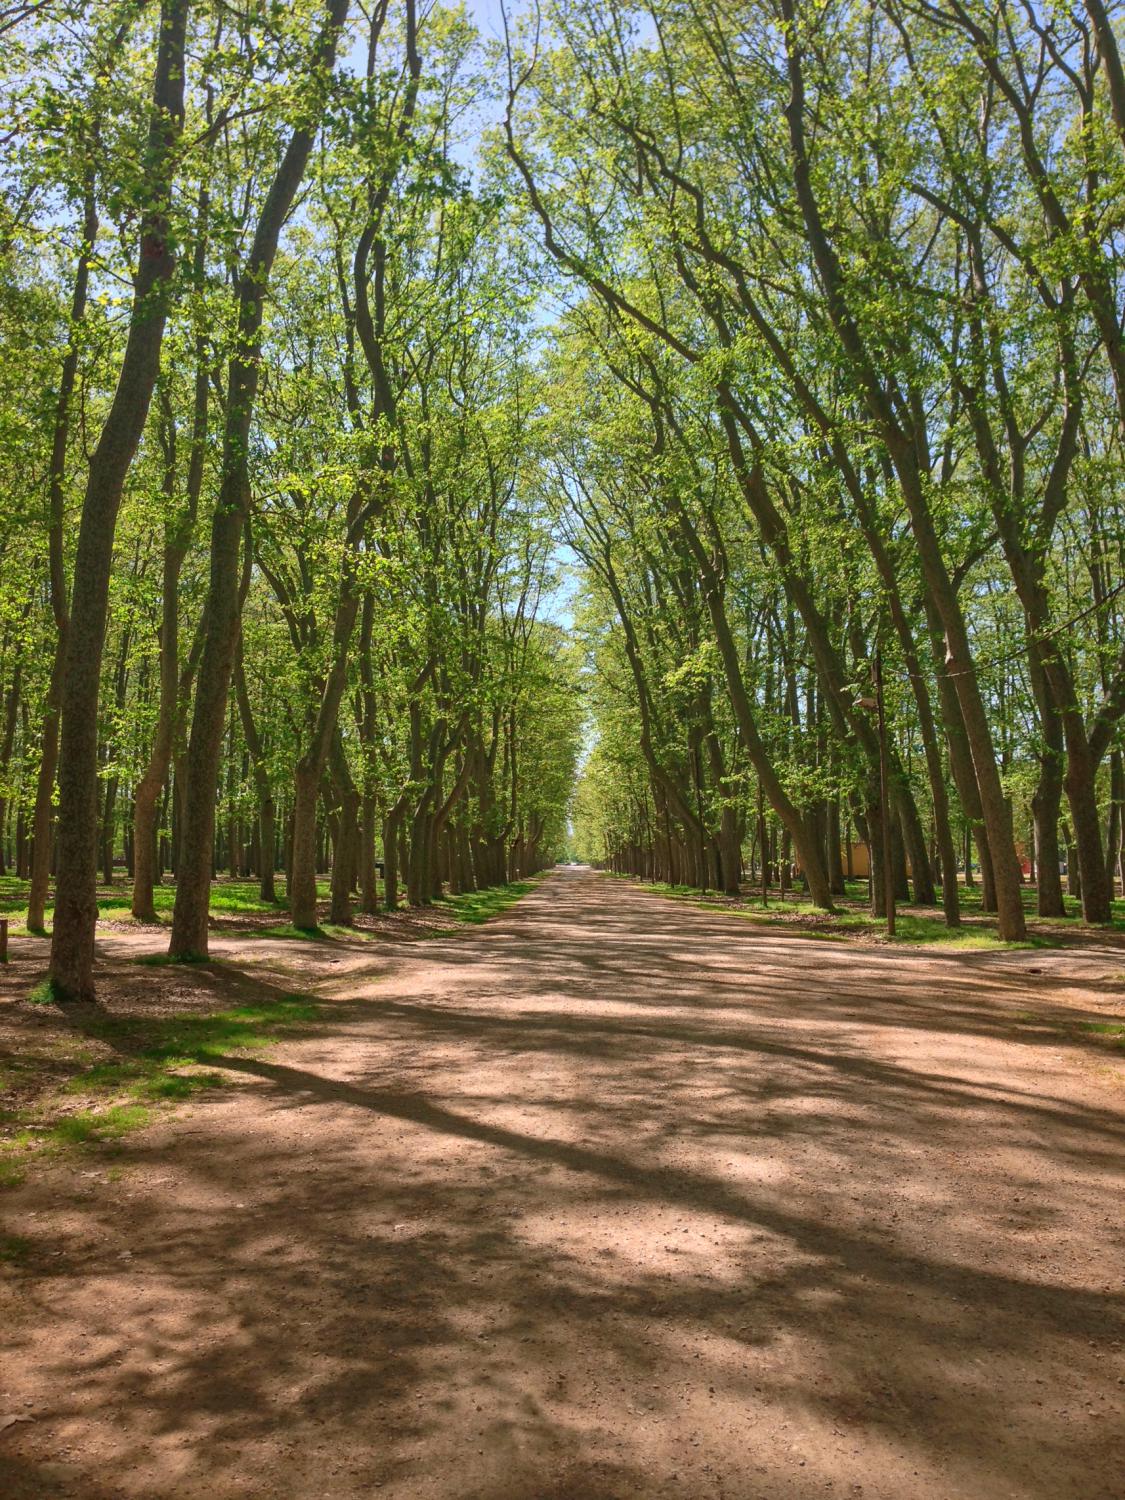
[[0, 0, 1122, 996]]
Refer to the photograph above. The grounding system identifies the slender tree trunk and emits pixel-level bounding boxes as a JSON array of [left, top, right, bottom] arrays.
[[98, 629, 132, 888], [328, 731, 358, 925], [1033, 765, 1064, 918], [383, 806, 401, 911], [232, 638, 276, 904], [28, 185, 98, 932], [1030, 653, 1066, 918], [359, 795, 377, 913], [703, 582, 835, 908], [1109, 752, 1124, 898], [289, 761, 321, 928], [132, 217, 210, 920], [286, 580, 364, 923], [49, 0, 188, 1000], [169, 0, 350, 961], [0, 655, 22, 883], [1064, 743, 1110, 922]]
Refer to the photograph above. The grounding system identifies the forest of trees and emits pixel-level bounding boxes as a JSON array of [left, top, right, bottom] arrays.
[[0, 0, 1123, 1000], [0, 0, 582, 1001]]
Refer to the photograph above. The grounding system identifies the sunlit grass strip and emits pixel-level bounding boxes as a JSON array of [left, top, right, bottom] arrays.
[[432, 877, 541, 928], [625, 877, 1063, 949], [0, 875, 309, 935], [0, 874, 556, 937]]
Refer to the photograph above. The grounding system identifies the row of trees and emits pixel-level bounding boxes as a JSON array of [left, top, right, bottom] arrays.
[[0, 0, 579, 1000], [506, 0, 1125, 936], [3, 0, 1123, 1004]]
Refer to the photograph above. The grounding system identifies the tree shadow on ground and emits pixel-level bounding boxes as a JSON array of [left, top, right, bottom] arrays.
[[3, 870, 1122, 1500]]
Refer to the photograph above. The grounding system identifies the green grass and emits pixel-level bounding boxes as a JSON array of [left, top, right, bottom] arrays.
[[135, 950, 209, 966], [0, 875, 300, 935], [626, 875, 1071, 949], [433, 878, 539, 927], [613, 867, 1125, 936], [27, 978, 62, 1005], [1014, 1010, 1125, 1054], [257, 922, 330, 941], [0, 1231, 32, 1262], [0, 991, 319, 1186], [0, 874, 538, 1188], [0, 873, 544, 940], [957, 883, 1125, 929], [1076, 1019, 1125, 1050]]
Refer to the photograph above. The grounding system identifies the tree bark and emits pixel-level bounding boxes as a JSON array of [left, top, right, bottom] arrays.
[[169, 0, 350, 960], [328, 731, 359, 926], [232, 636, 276, 904], [1029, 651, 1066, 918], [28, 182, 97, 932], [48, 0, 188, 999], [132, 200, 210, 920], [0, 653, 22, 881]]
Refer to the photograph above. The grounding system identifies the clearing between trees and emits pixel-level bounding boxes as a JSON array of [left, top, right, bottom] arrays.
[[2, 867, 1123, 1500]]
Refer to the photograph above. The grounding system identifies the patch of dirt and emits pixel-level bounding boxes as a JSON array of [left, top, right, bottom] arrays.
[[1, 869, 1123, 1499], [0, 903, 466, 1154]]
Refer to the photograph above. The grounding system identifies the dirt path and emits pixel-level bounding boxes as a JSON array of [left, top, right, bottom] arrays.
[[3, 868, 1124, 1499]]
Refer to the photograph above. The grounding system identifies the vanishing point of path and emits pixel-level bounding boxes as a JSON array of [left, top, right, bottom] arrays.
[[3, 868, 1124, 1499]]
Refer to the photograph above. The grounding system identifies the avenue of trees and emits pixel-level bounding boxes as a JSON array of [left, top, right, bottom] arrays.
[[511, 0, 1125, 939], [0, 0, 1123, 1004]]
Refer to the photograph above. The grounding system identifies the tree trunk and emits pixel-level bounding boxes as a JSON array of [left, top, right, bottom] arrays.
[[328, 732, 358, 925], [49, 0, 188, 1000], [289, 761, 321, 929], [0, 655, 22, 886], [231, 641, 276, 905], [1109, 752, 1124, 898], [1064, 744, 1110, 922], [1032, 765, 1065, 920], [383, 806, 401, 911], [169, 0, 350, 961], [359, 794, 378, 913], [28, 183, 97, 932]]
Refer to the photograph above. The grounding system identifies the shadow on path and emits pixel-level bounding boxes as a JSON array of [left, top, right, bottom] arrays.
[[2, 868, 1122, 1500]]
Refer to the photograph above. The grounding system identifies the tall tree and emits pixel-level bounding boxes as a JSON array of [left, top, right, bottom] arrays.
[[48, 0, 189, 999]]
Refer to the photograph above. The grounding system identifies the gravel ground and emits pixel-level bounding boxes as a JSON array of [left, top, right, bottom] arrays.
[[1, 867, 1123, 1499]]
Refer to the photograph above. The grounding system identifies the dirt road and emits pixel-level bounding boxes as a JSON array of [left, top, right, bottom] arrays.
[[3, 868, 1124, 1498]]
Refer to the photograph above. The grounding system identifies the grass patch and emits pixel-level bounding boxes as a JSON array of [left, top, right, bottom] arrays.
[[0, 990, 319, 1186], [1076, 1019, 1125, 1050], [27, 979, 61, 1006], [0, 872, 547, 942], [1014, 1011, 1125, 1054], [628, 877, 1061, 950], [51, 1103, 153, 1145], [258, 922, 326, 941], [0, 1231, 32, 1262], [0, 875, 303, 936], [434, 879, 538, 926]]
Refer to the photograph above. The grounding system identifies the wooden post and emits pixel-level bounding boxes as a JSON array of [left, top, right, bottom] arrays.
[[0, 917, 8, 963]]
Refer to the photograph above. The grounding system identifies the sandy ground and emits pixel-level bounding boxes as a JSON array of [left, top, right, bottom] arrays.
[[2, 867, 1124, 1500]]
